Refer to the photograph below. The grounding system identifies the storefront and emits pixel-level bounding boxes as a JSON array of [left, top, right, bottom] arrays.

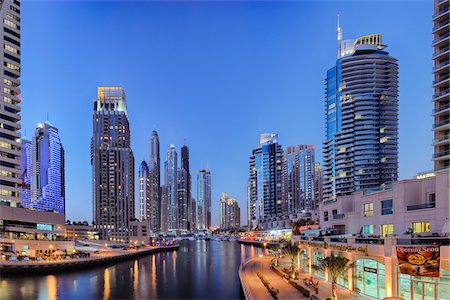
[[398, 270, 450, 300], [312, 250, 325, 279], [354, 258, 385, 299], [299, 249, 308, 273]]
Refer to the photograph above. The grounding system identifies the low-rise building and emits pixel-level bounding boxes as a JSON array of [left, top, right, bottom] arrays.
[[65, 223, 99, 240], [0, 206, 74, 253]]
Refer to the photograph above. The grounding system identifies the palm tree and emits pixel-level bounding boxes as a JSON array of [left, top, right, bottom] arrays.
[[313, 255, 352, 300], [271, 242, 285, 266], [283, 242, 299, 278]]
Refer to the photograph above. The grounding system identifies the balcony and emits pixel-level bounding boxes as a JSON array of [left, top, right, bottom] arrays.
[[434, 74, 450, 85], [433, 19, 450, 32], [355, 237, 385, 245], [406, 202, 436, 211], [322, 199, 337, 206], [433, 6, 450, 20], [433, 60, 450, 71], [433, 118, 450, 128], [433, 149, 450, 159], [433, 102, 450, 114], [396, 236, 449, 246], [433, 134, 450, 145], [333, 213, 345, 220]]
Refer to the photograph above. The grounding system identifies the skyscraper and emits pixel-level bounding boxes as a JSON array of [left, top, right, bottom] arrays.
[[197, 169, 211, 229], [177, 167, 189, 232], [138, 160, 150, 221], [220, 192, 240, 230], [323, 22, 398, 202], [284, 145, 315, 212], [25, 122, 65, 214], [314, 162, 323, 208], [0, 0, 21, 207], [148, 131, 161, 232], [20, 137, 31, 208], [165, 145, 177, 232], [190, 197, 197, 230], [180, 144, 192, 230], [92, 87, 135, 242], [248, 134, 284, 228], [432, 0, 450, 171], [160, 184, 168, 233]]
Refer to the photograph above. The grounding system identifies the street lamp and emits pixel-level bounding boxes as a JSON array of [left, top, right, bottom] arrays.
[[263, 242, 267, 255]]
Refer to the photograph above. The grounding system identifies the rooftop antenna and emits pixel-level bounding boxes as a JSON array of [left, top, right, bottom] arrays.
[[183, 137, 187, 146]]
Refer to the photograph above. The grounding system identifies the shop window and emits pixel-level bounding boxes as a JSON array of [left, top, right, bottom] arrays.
[[364, 203, 374, 217], [412, 221, 430, 233], [355, 259, 385, 299], [381, 224, 394, 237], [363, 225, 374, 235], [381, 199, 393, 215]]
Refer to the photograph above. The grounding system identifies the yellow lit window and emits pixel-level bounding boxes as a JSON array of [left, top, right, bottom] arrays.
[[412, 221, 430, 233], [381, 224, 394, 237], [364, 203, 374, 217]]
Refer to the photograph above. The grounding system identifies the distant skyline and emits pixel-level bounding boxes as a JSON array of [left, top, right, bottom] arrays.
[[20, 1, 433, 225]]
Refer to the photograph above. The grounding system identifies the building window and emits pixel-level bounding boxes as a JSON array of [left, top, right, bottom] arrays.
[[428, 193, 436, 207], [332, 209, 337, 216], [363, 225, 374, 235], [412, 221, 430, 233], [324, 211, 329, 221], [364, 203, 374, 217], [381, 224, 394, 237], [381, 199, 393, 215]]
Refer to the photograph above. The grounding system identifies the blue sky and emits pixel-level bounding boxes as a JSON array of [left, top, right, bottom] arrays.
[[21, 0, 433, 226]]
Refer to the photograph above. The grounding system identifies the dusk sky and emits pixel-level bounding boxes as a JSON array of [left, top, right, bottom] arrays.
[[21, 0, 433, 226]]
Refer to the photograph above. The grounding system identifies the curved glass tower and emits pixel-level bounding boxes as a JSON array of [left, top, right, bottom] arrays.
[[323, 25, 398, 202]]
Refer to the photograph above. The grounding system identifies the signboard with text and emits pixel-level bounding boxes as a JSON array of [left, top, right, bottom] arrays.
[[396, 246, 440, 277]]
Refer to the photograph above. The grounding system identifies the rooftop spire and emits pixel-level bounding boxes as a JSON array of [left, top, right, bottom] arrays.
[[337, 14, 342, 41]]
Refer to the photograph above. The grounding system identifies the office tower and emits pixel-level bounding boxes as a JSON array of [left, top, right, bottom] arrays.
[[20, 137, 31, 208], [247, 134, 284, 228], [160, 184, 168, 233], [149, 130, 160, 232], [433, 0, 450, 171], [180, 145, 192, 230], [219, 192, 240, 230], [314, 162, 323, 208], [26, 122, 65, 213], [92, 87, 135, 242], [190, 197, 197, 230], [165, 145, 177, 232], [138, 160, 150, 222], [0, 0, 21, 207], [323, 22, 398, 202], [284, 145, 316, 212], [197, 169, 211, 229]]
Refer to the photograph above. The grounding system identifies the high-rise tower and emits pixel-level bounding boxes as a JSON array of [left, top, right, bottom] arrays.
[[197, 169, 211, 229], [165, 144, 177, 232], [138, 160, 150, 221], [149, 131, 160, 232], [27, 122, 65, 213], [323, 24, 398, 202], [178, 144, 191, 231], [284, 145, 315, 213], [92, 87, 135, 242], [432, 0, 450, 171], [0, 0, 21, 207], [247, 134, 284, 228]]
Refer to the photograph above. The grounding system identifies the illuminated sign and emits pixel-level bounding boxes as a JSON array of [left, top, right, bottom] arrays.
[[37, 223, 53, 231]]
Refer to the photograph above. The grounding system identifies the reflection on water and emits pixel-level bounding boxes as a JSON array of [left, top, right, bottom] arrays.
[[0, 240, 261, 300]]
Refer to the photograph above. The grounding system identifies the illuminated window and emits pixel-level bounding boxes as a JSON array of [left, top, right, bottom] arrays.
[[381, 224, 394, 237], [363, 225, 374, 235], [412, 221, 430, 233], [364, 203, 374, 217], [4, 44, 19, 55], [3, 18, 17, 29]]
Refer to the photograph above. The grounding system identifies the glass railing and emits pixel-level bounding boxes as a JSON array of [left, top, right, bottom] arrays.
[[433, 88, 450, 98], [433, 60, 450, 70], [433, 103, 450, 113], [333, 213, 345, 220], [433, 149, 450, 158], [433, 134, 450, 143], [406, 203, 436, 211], [433, 6, 450, 19], [432, 31, 450, 44], [433, 19, 450, 31], [433, 74, 450, 85]]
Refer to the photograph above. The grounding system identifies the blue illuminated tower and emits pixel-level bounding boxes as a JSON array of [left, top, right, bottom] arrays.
[[323, 20, 398, 202]]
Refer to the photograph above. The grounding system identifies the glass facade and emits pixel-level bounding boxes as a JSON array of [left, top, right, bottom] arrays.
[[355, 259, 385, 299], [399, 270, 450, 300]]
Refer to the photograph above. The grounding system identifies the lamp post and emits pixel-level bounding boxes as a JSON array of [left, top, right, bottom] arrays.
[[259, 254, 263, 273], [263, 242, 267, 255]]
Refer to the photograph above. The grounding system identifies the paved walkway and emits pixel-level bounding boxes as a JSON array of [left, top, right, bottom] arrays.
[[240, 256, 308, 300]]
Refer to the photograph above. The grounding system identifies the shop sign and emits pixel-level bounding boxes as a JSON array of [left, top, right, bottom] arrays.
[[299, 241, 368, 254], [363, 266, 377, 274], [396, 246, 440, 277]]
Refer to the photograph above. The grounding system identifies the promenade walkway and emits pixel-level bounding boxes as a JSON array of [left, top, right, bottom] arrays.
[[240, 256, 308, 300]]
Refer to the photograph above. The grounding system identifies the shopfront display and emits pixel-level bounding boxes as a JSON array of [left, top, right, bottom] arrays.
[[355, 258, 385, 299], [399, 270, 450, 300], [312, 250, 325, 279]]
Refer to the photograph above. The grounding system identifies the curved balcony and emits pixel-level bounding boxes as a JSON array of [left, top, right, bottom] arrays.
[[433, 149, 450, 159], [433, 134, 450, 145]]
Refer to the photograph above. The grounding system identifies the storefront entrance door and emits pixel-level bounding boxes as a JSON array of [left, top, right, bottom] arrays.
[[411, 281, 437, 300]]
